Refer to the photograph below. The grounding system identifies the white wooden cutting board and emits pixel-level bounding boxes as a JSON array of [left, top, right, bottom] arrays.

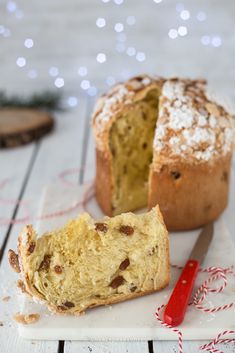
[[18, 178, 235, 341]]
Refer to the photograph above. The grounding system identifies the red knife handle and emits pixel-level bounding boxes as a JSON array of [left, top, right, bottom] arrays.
[[164, 259, 200, 327]]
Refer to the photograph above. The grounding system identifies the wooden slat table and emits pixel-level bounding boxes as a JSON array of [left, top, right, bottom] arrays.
[[0, 97, 234, 353]]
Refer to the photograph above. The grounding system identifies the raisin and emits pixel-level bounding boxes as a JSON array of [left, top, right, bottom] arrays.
[[119, 225, 134, 236], [111, 147, 116, 157], [148, 245, 158, 256], [131, 75, 143, 82], [221, 171, 228, 182], [95, 222, 108, 233], [130, 286, 137, 292], [63, 301, 75, 308], [54, 265, 63, 274], [57, 305, 67, 311], [8, 249, 20, 273], [141, 112, 147, 120], [110, 276, 124, 289], [142, 142, 147, 149], [39, 255, 51, 271], [171, 171, 181, 180], [119, 258, 130, 271], [27, 242, 35, 255]]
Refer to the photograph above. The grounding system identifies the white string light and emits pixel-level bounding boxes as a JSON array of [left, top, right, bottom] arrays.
[[16, 57, 26, 67], [126, 47, 136, 56], [211, 35, 222, 47], [54, 77, 64, 88], [136, 51, 146, 62], [0, 0, 225, 97], [49, 66, 59, 77], [168, 28, 178, 39], [114, 23, 124, 33], [96, 17, 106, 28], [67, 96, 78, 107], [24, 38, 34, 48], [6, 1, 17, 13], [96, 53, 106, 63], [80, 80, 90, 90], [178, 26, 187, 36], [78, 66, 88, 76], [180, 10, 190, 20]]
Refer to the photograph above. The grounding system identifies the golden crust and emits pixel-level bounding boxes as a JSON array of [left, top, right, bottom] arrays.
[[95, 148, 113, 216], [148, 153, 232, 230]]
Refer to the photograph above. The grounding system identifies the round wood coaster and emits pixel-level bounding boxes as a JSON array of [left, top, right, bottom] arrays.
[[0, 108, 54, 148]]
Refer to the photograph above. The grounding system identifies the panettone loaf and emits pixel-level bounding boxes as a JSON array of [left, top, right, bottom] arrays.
[[8, 206, 169, 315], [92, 75, 234, 230]]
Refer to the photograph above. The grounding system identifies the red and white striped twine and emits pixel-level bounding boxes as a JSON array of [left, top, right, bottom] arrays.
[[155, 265, 235, 353], [199, 330, 235, 353], [1, 171, 235, 352], [0, 170, 95, 226]]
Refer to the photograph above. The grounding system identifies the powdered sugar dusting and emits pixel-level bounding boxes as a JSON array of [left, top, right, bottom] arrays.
[[93, 75, 154, 134], [96, 85, 133, 128], [154, 79, 234, 162]]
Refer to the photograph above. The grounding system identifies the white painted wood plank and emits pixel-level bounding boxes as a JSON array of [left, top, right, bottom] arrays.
[[154, 340, 235, 353], [1, 336, 58, 353], [83, 97, 96, 184], [0, 99, 88, 352], [64, 341, 149, 353], [0, 144, 35, 249], [66, 102, 150, 353]]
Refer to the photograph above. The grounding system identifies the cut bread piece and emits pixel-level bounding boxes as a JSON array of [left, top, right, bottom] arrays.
[[8, 206, 170, 315]]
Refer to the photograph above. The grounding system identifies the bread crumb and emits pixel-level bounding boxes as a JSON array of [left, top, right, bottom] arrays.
[[13, 313, 40, 325], [2, 296, 11, 302], [17, 279, 26, 293], [0, 321, 3, 326]]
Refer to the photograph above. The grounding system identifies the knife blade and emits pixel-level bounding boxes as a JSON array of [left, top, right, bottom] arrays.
[[163, 222, 214, 327]]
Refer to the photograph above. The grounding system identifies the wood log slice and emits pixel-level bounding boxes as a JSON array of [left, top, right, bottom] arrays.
[[0, 108, 54, 148]]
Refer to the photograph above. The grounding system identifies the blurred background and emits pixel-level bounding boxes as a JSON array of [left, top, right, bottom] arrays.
[[0, 0, 235, 103]]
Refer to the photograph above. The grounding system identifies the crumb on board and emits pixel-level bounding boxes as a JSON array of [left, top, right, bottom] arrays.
[[13, 313, 40, 325], [2, 296, 11, 302], [17, 279, 26, 293], [0, 321, 3, 327]]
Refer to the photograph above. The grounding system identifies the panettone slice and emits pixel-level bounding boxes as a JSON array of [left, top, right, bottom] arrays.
[[9, 206, 169, 315]]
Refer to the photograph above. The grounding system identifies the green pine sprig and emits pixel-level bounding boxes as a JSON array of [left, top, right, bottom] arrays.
[[0, 90, 63, 110]]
